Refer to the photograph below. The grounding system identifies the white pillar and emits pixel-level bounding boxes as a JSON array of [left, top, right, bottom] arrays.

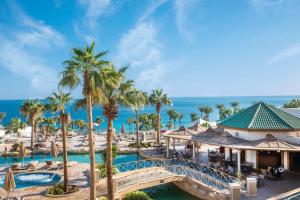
[[237, 149, 241, 174], [167, 137, 170, 158], [283, 151, 289, 170], [173, 138, 175, 151], [229, 183, 241, 200], [245, 150, 257, 169], [192, 142, 195, 160], [225, 147, 231, 160], [246, 177, 257, 197]]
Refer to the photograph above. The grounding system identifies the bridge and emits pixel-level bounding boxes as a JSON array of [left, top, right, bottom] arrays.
[[97, 159, 246, 198]]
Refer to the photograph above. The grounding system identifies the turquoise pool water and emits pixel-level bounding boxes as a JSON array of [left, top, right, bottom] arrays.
[[0, 172, 61, 188], [0, 152, 141, 167], [143, 184, 200, 200]]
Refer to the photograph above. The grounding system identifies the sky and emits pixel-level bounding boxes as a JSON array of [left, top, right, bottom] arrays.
[[0, 0, 300, 99]]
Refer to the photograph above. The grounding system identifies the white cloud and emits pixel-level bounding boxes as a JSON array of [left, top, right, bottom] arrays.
[[0, 2, 63, 96], [138, 0, 169, 23], [174, 0, 199, 42], [78, 0, 112, 28], [268, 43, 300, 65], [116, 22, 167, 90], [248, 0, 293, 12]]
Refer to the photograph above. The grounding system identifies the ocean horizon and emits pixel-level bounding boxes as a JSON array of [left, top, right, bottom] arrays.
[[0, 95, 299, 132]]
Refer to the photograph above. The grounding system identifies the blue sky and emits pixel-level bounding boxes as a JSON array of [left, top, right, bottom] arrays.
[[0, 0, 300, 99]]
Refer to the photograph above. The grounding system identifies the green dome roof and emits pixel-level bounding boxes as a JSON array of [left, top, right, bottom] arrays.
[[218, 102, 300, 130]]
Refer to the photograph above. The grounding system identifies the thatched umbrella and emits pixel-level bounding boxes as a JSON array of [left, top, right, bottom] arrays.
[[51, 141, 58, 159], [121, 124, 126, 137], [3, 168, 16, 197]]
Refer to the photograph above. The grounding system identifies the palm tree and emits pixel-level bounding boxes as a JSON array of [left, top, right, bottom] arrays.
[[172, 111, 179, 129], [166, 109, 175, 129], [178, 113, 184, 127], [190, 112, 199, 123], [149, 89, 172, 144], [99, 64, 134, 200], [216, 104, 225, 120], [126, 89, 148, 148], [95, 116, 103, 133], [198, 106, 205, 119], [5, 118, 24, 137], [230, 101, 240, 113], [202, 106, 213, 121], [59, 41, 108, 200], [20, 99, 44, 150], [76, 120, 86, 131], [46, 91, 72, 192], [127, 117, 134, 134], [0, 112, 6, 125]]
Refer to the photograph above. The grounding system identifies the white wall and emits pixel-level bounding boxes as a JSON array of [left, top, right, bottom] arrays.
[[245, 150, 257, 169], [225, 128, 300, 145]]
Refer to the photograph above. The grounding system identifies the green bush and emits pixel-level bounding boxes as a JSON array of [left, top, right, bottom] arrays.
[[47, 183, 64, 195], [128, 142, 151, 148], [96, 163, 117, 178], [124, 191, 152, 200]]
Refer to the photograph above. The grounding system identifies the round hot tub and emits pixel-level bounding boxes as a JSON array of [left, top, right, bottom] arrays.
[[0, 172, 61, 188]]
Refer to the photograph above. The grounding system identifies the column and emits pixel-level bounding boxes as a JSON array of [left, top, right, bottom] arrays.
[[245, 150, 257, 169], [166, 137, 170, 158], [229, 183, 241, 200], [225, 147, 231, 160], [192, 141, 195, 160], [237, 149, 241, 175], [173, 138, 176, 151], [246, 177, 257, 197], [283, 151, 289, 170]]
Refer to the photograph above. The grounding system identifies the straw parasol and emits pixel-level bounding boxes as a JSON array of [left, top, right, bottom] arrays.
[[121, 124, 126, 136], [3, 168, 16, 196], [18, 142, 26, 158], [51, 141, 58, 159]]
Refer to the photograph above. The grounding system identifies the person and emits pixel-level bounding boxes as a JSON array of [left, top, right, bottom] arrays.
[[278, 166, 284, 178]]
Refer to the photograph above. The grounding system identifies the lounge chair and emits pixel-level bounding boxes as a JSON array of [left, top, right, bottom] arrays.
[[11, 163, 21, 171], [27, 161, 38, 171]]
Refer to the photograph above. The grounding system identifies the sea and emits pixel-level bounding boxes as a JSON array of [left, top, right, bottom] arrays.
[[0, 96, 299, 132]]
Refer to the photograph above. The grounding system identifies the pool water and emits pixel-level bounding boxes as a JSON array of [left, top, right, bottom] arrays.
[[143, 184, 200, 200], [0, 172, 61, 188], [0, 152, 141, 167]]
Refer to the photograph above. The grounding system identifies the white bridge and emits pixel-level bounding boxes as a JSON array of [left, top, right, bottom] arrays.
[[97, 159, 246, 198]]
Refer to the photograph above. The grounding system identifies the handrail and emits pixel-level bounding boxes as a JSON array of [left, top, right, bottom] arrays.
[[98, 158, 246, 192]]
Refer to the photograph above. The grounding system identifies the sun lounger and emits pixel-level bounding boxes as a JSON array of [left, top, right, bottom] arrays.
[[11, 163, 21, 171], [27, 161, 38, 171]]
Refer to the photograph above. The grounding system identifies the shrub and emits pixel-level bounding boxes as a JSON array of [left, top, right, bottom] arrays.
[[128, 142, 151, 148], [11, 143, 20, 151], [124, 191, 152, 200], [47, 183, 64, 195], [96, 163, 117, 178]]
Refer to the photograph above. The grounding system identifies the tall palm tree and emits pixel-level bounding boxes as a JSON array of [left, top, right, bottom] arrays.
[[178, 113, 184, 127], [59, 41, 108, 200], [5, 118, 25, 137], [20, 99, 44, 150], [127, 117, 134, 134], [230, 101, 240, 113], [149, 89, 172, 144], [126, 89, 148, 148], [166, 109, 175, 129], [198, 106, 205, 119], [95, 116, 103, 133], [46, 91, 72, 192], [98, 64, 134, 200], [190, 112, 199, 123], [216, 104, 225, 120], [172, 111, 179, 129], [202, 106, 213, 121]]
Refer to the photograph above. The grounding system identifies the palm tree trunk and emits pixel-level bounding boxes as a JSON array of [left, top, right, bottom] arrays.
[[30, 118, 34, 150], [106, 118, 114, 200], [173, 119, 176, 129], [61, 113, 68, 192], [135, 111, 139, 148], [156, 104, 161, 144], [87, 93, 96, 200]]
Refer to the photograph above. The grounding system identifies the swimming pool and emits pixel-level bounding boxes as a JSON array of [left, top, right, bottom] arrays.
[[0, 172, 61, 188], [0, 152, 141, 167]]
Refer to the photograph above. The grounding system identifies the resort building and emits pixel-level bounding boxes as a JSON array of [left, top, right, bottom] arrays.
[[164, 102, 300, 174]]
